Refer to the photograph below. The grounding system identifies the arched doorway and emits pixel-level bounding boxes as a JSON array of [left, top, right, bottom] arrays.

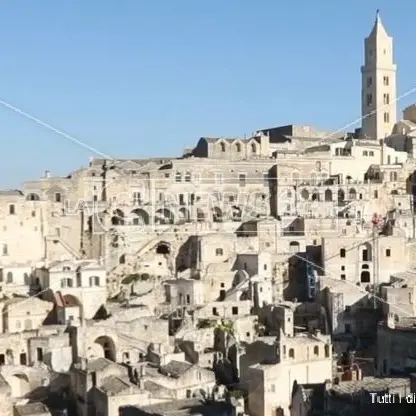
[[155, 208, 174, 225], [156, 242, 170, 255], [178, 207, 190, 222], [111, 209, 125, 226], [131, 209, 150, 225], [94, 336, 116, 362], [213, 207, 223, 222], [360, 271, 371, 283], [324, 189, 332, 201]]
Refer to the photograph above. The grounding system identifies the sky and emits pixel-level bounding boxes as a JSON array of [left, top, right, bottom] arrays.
[[0, 0, 415, 187]]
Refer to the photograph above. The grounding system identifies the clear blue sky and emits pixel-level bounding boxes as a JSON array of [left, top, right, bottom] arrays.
[[0, 0, 414, 187]]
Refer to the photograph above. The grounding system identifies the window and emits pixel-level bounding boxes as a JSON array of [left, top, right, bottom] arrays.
[[289, 348, 295, 358], [89, 276, 100, 286], [340, 248, 346, 258], [220, 142, 226, 152], [325, 345, 330, 358], [215, 173, 223, 184], [31, 210, 36, 217], [9, 205, 15, 215], [390, 172, 397, 181], [251, 143, 256, 153], [212, 307, 218, 316], [385, 249, 391, 257], [383, 76, 389, 86], [369, 151, 374, 156], [374, 190, 378, 198], [133, 192, 141, 204], [2, 244, 8, 256], [366, 93, 372, 106], [6, 272, 12, 283], [270, 384, 275, 393], [313, 346, 319, 356], [341, 274, 346, 280], [184, 172, 192, 182], [239, 173, 246, 187], [384, 112, 390, 123], [341, 266, 345, 271], [383, 93, 390, 105], [215, 248, 223, 256], [232, 306, 238, 315], [175, 172, 182, 182], [263, 264, 267, 271], [367, 77, 372, 87], [235, 143, 241, 152], [345, 324, 351, 333], [55, 193, 62, 203]]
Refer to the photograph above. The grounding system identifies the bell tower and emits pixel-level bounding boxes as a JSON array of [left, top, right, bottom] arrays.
[[361, 10, 397, 139]]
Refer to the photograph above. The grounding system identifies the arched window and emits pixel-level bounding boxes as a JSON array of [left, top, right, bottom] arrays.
[[288, 348, 295, 358], [313, 346, 319, 356], [220, 142, 226, 152], [251, 143, 257, 153], [235, 143, 241, 152]]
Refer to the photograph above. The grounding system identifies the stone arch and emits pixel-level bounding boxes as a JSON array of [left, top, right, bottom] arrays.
[[178, 207, 190, 222], [324, 189, 333, 201], [311, 190, 319, 201], [131, 208, 150, 225], [213, 207, 223, 222], [8, 373, 30, 397], [94, 335, 116, 362], [338, 189, 345, 202], [348, 188, 357, 200], [196, 208, 206, 221], [156, 242, 170, 255], [111, 209, 125, 226], [62, 294, 82, 324], [155, 208, 174, 225], [232, 205, 242, 220], [301, 189, 309, 200], [26, 193, 40, 201]]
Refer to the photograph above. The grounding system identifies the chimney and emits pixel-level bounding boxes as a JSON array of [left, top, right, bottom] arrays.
[[44, 170, 51, 178]]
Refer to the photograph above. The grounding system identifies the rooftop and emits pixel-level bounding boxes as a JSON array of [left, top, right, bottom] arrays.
[[121, 398, 234, 416], [15, 402, 51, 416], [100, 375, 139, 395], [329, 377, 409, 397]]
